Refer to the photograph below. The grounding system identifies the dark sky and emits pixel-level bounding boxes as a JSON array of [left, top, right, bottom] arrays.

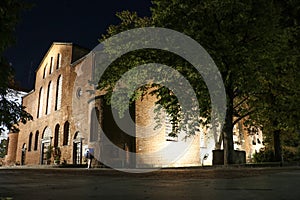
[[4, 0, 152, 90]]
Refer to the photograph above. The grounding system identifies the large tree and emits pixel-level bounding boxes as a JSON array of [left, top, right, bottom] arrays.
[[247, 0, 300, 162], [98, 1, 298, 164], [0, 0, 32, 134]]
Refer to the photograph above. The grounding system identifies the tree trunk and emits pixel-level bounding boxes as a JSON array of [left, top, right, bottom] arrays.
[[273, 129, 282, 163], [223, 87, 234, 165], [223, 113, 234, 165]]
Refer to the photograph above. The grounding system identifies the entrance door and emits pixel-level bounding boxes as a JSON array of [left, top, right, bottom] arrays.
[[41, 142, 50, 165], [73, 132, 82, 164], [73, 141, 82, 164], [21, 144, 26, 165]]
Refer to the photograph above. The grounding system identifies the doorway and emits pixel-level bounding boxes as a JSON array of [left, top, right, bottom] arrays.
[[73, 132, 82, 164], [21, 143, 26, 165]]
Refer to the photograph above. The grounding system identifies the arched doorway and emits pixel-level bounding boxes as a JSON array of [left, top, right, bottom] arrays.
[[21, 143, 27, 165], [73, 132, 83, 164], [40, 126, 52, 165]]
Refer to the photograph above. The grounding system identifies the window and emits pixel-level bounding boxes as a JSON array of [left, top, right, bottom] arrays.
[[37, 87, 43, 118], [5, 137, 9, 155], [257, 138, 261, 144], [56, 53, 61, 69], [63, 121, 70, 145], [45, 81, 52, 115], [90, 107, 99, 142], [55, 75, 62, 110], [42, 127, 52, 139], [34, 131, 39, 151], [199, 127, 208, 148], [165, 113, 177, 142], [76, 87, 82, 99], [28, 132, 33, 151], [43, 64, 47, 79], [49, 57, 53, 74], [54, 124, 60, 147]]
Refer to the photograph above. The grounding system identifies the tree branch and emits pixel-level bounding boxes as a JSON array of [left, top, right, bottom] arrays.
[[233, 109, 256, 126], [234, 95, 250, 110]]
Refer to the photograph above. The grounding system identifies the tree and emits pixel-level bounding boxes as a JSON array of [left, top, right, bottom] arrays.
[[98, 1, 298, 165], [0, 0, 32, 134], [0, 139, 7, 158], [98, 11, 211, 136], [247, 0, 300, 162], [151, 0, 298, 165]]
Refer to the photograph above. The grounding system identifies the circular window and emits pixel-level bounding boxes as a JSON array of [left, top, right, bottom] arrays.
[[76, 88, 83, 98]]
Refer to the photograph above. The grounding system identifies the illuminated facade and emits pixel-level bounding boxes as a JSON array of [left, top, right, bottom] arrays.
[[4, 42, 263, 167]]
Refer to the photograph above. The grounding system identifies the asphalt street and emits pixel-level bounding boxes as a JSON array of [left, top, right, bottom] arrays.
[[0, 167, 299, 200]]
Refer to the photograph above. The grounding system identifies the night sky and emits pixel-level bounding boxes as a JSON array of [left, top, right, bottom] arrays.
[[4, 0, 152, 90]]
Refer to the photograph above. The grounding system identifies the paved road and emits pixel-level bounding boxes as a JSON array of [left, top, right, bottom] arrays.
[[0, 167, 299, 200]]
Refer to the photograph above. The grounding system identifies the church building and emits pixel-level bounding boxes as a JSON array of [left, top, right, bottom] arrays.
[[4, 42, 263, 168]]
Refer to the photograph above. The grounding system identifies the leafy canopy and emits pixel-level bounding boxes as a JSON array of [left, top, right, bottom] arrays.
[[0, 0, 33, 134]]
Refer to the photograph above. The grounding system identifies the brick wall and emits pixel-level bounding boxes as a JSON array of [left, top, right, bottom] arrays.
[[135, 91, 201, 168], [10, 43, 90, 165], [5, 132, 18, 165]]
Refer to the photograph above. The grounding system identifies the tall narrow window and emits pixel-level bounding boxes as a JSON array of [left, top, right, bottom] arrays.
[[63, 121, 70, 145], [49, 57, 53, 74], [43, 64, 47, 79], [54, 124, 60, 147], [90, 107, 99, 142], [56, 53, 61, 69], [34, 131, 39, 151], [37, 87, 43, 118], [28, 132, 33, 151], [55, 75, 62, 110], [165, 113, 177, 142], [6, 137, 9, 155], [45, 81, 52, 115]]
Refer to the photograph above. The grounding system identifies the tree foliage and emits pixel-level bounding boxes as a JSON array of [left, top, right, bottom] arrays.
[[98, 1, 300, 164], [98, 11, 212, 134], [0, 0, 32, 134], [247, 0, 300, 162], [0, 139, 7, 158]]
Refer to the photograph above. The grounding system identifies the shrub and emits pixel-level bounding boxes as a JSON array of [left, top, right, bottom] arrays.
[[253, 149, 275, 162]]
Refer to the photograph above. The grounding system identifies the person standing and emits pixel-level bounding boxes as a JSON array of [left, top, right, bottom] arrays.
[[85, 150, 93, 169]]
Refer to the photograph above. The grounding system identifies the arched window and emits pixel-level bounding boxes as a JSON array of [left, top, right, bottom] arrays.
[[55, 75, 62, 110], [6, 137, 9, 155], [45, 81, 52, 115], [43, 64, 47, 79], [34, 131, 39, 151], [56, 53, 61, 69], [49, 57, 53, 74], [54, 124, 60, 147], [37, 87, 43, 118], [42, 127, 52, 139], [28, 132, 33, 151], [90, 107, 99, 142], [63, 121, 70, 145]]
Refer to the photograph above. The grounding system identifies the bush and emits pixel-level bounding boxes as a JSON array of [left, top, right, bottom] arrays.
[[282, 146, 300, 162], [253, 146, 300, 163], [253, 149, 275, 162]]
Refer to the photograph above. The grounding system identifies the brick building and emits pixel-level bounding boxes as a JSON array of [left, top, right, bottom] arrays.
[[5, 42, 263, 167]]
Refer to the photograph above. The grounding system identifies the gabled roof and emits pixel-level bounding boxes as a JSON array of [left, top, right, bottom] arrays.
[[35, 42, 90, 73]]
